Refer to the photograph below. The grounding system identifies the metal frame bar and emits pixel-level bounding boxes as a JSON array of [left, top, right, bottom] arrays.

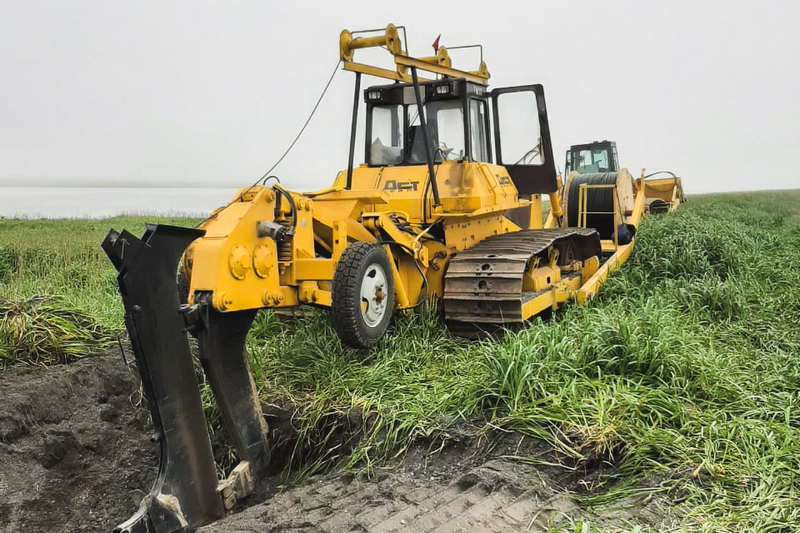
[[345, 72, 361, 190], [410, 66, 441, 207], [341, 25, 489, 85], [395, 55, 487, 84]]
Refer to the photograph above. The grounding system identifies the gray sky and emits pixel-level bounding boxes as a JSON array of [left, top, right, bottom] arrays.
[[1, 1, 798, 194]]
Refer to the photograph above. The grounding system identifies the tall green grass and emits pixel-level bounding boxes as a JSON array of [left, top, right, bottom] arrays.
[[0, 216, 199, 368], [0, 216, 200, 328]]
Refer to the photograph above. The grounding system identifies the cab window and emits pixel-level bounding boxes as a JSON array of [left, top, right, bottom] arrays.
[[408, 100, 465, 163], [495, 90, 543, 165], [576, 149, 610, 173], [469, 99, 489, 162], [369, 104, 404, 166]]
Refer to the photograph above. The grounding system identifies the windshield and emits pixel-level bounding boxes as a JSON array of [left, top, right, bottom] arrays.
[[408, 100, 465, 163], [575, 148, 611, 173]]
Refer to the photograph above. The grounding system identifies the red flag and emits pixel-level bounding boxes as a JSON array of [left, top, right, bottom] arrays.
[[432, 34, 441, 52]]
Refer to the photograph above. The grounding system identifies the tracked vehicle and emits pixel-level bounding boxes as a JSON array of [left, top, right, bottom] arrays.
[[102, 24, 680, 532]]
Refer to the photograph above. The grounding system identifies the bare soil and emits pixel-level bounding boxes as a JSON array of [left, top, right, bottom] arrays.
[[202, 436, 585, 533], [0, 354, 673, 532], [0, 354, 156, 532]]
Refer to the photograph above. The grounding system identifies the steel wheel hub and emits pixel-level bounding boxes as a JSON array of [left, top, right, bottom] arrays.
[[360, 264, 388, 327]]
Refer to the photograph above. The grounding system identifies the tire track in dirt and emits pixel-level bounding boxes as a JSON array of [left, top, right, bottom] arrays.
[[200, 441, 583, 533]]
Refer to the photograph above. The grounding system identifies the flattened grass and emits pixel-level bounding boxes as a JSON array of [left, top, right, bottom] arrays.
[[0, 296, 110, 369]]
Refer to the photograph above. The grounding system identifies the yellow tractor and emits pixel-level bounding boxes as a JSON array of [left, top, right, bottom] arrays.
[[101, 24, 678, 533]]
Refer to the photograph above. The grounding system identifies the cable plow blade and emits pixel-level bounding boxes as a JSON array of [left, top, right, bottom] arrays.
[[195, 306, 271, 484], [101, 224, 261, 533]]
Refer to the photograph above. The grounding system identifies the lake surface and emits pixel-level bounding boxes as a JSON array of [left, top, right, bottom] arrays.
[[0, 187, 241, 218]]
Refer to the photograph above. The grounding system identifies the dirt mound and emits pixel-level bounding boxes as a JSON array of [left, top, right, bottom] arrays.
[[0, 354, 155, 532]]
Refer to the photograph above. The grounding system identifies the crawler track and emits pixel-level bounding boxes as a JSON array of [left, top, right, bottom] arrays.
[[443, 228, 601, 323]]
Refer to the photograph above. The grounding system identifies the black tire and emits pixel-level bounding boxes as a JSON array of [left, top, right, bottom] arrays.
[[332, 242, 395, 349]]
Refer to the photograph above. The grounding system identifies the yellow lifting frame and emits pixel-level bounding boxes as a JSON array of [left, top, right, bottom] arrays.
[[576, 181, 647, 304], [340, 24, 490, 84]]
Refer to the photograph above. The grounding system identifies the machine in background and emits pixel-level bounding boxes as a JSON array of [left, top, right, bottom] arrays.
[[564, 140, 684, 216]]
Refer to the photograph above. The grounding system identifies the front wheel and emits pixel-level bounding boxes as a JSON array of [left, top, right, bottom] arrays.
[[332, 242, 395, 349]]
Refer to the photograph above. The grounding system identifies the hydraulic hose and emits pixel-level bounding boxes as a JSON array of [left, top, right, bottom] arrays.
[[272, 184, 298, 235]]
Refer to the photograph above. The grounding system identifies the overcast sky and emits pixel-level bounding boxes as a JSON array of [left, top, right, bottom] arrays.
[[1, 1, 798, 194]]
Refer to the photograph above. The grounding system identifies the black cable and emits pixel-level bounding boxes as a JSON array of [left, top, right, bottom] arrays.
[[389, 213, 443, 245], [255, 60, 341, 184], [510, 141, 542, 167], [643, 170, 680, 192], [422, 178, 432, 224], [422, 149, 446, 224], [643, 170, 677, 180], [565, 172, 619, 239], [194, 60, 341, 228]]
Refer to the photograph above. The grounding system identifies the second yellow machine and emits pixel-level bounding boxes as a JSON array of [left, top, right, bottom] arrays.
[[102, 24, 677, 533]]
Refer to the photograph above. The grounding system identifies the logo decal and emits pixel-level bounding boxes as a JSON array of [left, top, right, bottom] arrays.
[[383, 180, 420, 192]]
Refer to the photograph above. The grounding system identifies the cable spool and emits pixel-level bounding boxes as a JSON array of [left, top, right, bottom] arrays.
[[563, 170, 635, 240]]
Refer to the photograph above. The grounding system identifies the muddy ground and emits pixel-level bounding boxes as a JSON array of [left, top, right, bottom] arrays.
[[0, 354, 676, 532], [0, 354, 155, 532]]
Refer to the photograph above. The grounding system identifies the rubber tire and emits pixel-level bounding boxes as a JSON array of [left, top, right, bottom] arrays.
[[332, 242, 395, 349]]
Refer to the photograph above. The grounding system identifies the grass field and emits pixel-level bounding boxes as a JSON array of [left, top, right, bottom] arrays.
[[0, 216, 200, 328], [1, 191, 799, 531]]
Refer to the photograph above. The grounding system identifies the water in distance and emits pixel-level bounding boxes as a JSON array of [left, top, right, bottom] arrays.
[[0, 187, 240, 219]]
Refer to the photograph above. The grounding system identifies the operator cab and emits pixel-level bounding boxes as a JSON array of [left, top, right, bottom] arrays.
[[363, 78, 559, 195], [565, 140, 619, 175], [365, 78, 490, 166]]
